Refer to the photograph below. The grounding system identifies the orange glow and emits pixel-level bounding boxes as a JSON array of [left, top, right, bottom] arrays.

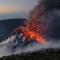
[[0, 5, 28, 14], [17, 7, 48, 44], [0, 6, 17, 14], [25, 31, 47, 44], [19, 26, 48, 44]]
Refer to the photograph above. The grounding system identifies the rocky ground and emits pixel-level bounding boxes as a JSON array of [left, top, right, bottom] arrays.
[[0, 48, 60, 60]]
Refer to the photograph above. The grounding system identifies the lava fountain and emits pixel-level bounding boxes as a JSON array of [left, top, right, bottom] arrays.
[[15, 0, 52, 44]]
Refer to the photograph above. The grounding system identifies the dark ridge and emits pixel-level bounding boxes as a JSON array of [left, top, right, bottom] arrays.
[[0, 18, 26, 42], [0, 48, 60, 60]]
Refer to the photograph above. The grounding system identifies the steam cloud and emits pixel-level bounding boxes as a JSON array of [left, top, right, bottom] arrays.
[[0, 35, 60, 57]]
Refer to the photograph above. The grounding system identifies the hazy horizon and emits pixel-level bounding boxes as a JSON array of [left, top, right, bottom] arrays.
[[0, 0, 37, 20]]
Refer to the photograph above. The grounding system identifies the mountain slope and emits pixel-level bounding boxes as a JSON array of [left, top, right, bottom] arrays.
[[0, 18, 26, 41]]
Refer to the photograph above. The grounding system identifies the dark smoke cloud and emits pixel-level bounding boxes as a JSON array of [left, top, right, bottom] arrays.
[[39, 0, 60, 39], [41, 0, 60, 10], [46, 0, 60, 39]]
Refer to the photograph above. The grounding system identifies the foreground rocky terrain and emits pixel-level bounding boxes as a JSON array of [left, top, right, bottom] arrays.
[[0, 48, 60, 60]]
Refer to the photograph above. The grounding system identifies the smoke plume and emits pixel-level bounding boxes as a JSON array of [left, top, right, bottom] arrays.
[[15, 0, 53, 44], [16, 0, 60, 42]]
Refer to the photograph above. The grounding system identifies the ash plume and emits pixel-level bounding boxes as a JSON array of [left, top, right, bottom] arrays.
[[16, 0, 53, 44], [19, 0, 60, 41]]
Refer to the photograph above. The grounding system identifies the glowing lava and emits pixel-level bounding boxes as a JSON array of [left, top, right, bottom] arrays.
[[18, 26, 48, 44], [25, 31, 47, 44]]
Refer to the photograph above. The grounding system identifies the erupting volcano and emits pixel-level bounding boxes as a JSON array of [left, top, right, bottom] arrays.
[[14, 0, 52, 44]]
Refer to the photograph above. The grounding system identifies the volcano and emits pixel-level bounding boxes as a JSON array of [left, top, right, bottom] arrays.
[[0, 0, 60, 58]]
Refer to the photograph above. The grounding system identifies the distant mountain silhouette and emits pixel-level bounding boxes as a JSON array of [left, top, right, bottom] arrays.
[[0, 18, 26, 42]]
